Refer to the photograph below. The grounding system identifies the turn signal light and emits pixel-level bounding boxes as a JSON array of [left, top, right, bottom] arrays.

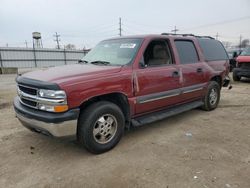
[[54, 105, 69, 112]]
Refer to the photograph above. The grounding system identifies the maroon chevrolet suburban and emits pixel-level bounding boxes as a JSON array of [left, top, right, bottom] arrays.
[[14, 34, 230, 154]]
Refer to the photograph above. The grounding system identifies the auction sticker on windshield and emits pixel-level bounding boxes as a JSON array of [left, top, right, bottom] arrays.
[[120, 43, 136, 48]]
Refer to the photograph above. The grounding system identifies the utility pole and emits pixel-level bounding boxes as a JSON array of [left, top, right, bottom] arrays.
[[171, 26, 179, 34], [54, 32, 61, 49], [239, 35, 242, 50], [215, 32, 219, 40], [119, 17, 122, 37]]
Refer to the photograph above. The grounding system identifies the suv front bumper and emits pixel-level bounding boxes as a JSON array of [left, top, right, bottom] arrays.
[[14, 97, 80, 137], [233, 68, 250, 78]]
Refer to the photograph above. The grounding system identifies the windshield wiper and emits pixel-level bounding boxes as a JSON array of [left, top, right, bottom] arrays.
[[90, 60, 110, 65], [78, 59, 88, 64]]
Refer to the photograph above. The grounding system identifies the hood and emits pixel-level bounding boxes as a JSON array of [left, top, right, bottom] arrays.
[[236, 55, 250, 63], [22, 64, 122, 85]]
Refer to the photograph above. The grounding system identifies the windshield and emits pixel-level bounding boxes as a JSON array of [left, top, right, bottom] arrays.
[[241, 47, 250, 56], [82, 38, 142, 66]]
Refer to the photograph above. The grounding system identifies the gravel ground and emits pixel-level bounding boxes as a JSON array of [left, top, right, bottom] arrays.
[[0, 73, 250, 188]]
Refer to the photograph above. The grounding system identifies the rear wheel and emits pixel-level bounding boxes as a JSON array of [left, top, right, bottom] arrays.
[[77, 101, 125, 154], [202, 81, 220, 111], [233, 71, 241, 81]]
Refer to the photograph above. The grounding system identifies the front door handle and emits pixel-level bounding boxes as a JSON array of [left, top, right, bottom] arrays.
[[197, 68, 203, 73], [172, 71, 179, 77]]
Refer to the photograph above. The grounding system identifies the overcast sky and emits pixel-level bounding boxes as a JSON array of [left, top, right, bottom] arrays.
[[0, 0, 250, 49]]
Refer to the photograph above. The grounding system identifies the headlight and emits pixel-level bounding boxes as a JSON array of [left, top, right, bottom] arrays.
[[37, 89, 68, 113], [38, 89, 66, 99], [38, 103, 68, 113]]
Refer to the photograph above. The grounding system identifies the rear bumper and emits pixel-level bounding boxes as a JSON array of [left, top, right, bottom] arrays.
[[14, 97, 80, 137], [233, 68, 250, 78]]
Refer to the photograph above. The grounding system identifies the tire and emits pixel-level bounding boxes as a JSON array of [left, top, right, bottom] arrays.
[[77, 101, 125, 154], [202, 81, 220, 111], [233, 70, 241, 81]]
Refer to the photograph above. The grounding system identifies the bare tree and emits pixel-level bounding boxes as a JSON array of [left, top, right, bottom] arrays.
[[221, 41, 232, 49], [65, 44, 76, 50], [240, 39, 250, 48]]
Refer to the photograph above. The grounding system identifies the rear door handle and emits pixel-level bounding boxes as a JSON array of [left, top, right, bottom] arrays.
[[197, 68, 203, 73], [172, 71, 179, 77]]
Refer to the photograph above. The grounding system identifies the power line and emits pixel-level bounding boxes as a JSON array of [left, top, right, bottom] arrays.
[[62, 24, 117, 36], [181, 16, 250, 32], [123, 19, 165, 29], [53, 32, 61, 49], [122, 23, 151, 34]]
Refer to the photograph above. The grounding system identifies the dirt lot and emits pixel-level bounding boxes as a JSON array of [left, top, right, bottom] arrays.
[[0, 74, 250, 188]]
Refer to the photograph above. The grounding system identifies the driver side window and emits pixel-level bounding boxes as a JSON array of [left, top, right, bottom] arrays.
[[143, 40, 173, 67]]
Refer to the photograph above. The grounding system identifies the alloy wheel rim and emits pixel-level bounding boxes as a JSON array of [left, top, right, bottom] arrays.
[[93, 114, 118, 144], [209, 88, 218, 106]]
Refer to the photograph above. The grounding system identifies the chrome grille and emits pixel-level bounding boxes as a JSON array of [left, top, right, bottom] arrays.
[[18, 85, 38, 109], [18, 85, 37, 95], [17, 84, 66, 110], [241, 62, 250, 69]]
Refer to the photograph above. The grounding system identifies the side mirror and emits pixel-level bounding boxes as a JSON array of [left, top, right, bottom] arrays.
[[233, 52, 238, 58], [139, 61, 146, 68]]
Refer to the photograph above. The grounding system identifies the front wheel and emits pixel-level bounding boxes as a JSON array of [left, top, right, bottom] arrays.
[[202, 81, 220, 111], [233, 70, 241, 81], [77, 101, 125, 154]]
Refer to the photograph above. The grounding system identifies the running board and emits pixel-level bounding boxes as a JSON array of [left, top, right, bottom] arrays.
[[131, 100, 203, 127]]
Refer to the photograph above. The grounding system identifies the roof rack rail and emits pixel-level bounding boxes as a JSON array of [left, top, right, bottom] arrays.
[[196, 36, 215, 39], [161, 33, 182, 36], [161, 33, 215, 39]]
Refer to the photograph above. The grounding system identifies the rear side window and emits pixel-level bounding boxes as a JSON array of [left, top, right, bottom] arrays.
[[175, 40, 199, 64], [198, 39, 228, 61]]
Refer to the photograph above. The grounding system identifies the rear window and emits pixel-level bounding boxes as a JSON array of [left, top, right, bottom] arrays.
[[241, 47, 250, 56], [198, 39, 228, 61], [175, 40, 199, 64]]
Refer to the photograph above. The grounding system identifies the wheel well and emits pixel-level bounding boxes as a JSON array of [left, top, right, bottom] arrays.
[[211, 76, 222, 87], [79, 93, 130, 127]]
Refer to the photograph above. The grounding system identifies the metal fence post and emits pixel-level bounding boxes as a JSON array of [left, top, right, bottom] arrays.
[[33, 47, 37, 67], [0, 50, 3, 68], [63, 48, 67, 65]]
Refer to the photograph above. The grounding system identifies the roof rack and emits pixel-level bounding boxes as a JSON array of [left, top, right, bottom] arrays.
[[196, 35, 215, 39], [161, 33, 215, 39]]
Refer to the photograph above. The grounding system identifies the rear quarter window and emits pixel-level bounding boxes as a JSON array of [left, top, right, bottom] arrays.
[[198, 39, 228, 61], [175, 40, 199, 64]]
